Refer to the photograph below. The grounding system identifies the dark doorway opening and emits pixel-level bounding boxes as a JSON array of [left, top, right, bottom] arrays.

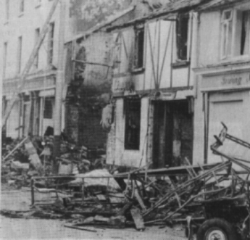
[[152, 100, 193, 168]]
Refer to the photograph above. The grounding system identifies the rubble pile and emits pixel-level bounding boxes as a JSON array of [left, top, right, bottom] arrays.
[[1, 124, 249, 239], [1, 135, 106, 190]]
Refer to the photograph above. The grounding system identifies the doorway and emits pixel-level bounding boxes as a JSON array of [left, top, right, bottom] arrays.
[[152, 100, 193, 168]]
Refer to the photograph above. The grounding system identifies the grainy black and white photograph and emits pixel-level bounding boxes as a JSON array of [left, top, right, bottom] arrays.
[[0, 0, 250, 239]]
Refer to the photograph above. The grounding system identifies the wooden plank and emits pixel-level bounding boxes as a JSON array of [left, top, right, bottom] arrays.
[[130, 207, 145, 230]]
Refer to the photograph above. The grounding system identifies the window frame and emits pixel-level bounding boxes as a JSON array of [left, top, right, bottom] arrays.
[[133, 24, 145, 71], [47, 22, 55, 65], [124, 97, 141, 150], [3, 42, 8, 79], [176, 13, 189, 61], [220, 6, 250, 61], [43, 98, 53, 119], [34, 28, 40, 69], [17, 36, 22, 74]]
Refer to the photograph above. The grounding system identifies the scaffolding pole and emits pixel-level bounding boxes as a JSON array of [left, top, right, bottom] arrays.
[[53, 0, 66, 173]]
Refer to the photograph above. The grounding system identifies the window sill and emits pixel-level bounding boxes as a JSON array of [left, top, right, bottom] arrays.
[[124, 149, 140, 152], [131, 67, 145, 74], [172, 60, 190, 69], [205, 57, 250, 69], [220, 55, 250, 63]]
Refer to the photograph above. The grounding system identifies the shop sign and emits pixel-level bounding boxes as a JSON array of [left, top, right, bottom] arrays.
[[112, 75, 132, 93], [202, 71, 250, 91]]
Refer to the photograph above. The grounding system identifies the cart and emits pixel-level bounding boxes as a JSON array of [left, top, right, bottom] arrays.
[[196, 123, 250, 240]]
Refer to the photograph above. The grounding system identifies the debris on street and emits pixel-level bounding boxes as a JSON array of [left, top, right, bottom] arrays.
[[1, 123, 249, 240]]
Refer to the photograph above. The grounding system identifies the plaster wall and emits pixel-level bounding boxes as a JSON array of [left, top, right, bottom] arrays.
[[198, 11, 221, 66], [114, 97, 149, 167]]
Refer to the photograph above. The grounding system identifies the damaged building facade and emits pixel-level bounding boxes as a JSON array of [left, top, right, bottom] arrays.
[[1, 0, 249, 168], [106, 0, 250, 168], [63, 0, 134, 149], [0, 0, 133, 152], [107, 0, 198, 168]]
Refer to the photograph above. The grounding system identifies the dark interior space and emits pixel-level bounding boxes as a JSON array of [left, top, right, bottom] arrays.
[[152, 100, 193, 168]]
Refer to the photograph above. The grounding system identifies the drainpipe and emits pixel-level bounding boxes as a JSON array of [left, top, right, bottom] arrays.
[[190, 11, 199, 97], [190, 11, 199, 165], [53, 0, 66, 174]]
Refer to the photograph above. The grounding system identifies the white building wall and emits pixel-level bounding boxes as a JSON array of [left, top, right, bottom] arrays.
[[0, 0, 74, 137], [0, 1, 63, 80], [198, 11, 221, 67], [194, 5, 250, 166], [192, 76, 205, 165], [114, 97, 149, 167]]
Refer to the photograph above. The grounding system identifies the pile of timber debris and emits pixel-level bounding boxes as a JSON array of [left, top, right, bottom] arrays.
[[1, 135, 106, 189], [1, 124, 249, 238], [3, 158, 248, 233]]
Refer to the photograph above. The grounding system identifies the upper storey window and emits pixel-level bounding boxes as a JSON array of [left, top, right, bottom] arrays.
[[48, 22, 55, 65], [221, 8, 250, 59], [134, 24, 144, 70], [176, 14, 189, 61]]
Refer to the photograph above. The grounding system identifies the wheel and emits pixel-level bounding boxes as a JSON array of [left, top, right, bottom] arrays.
[[197, 218, 238, 240]]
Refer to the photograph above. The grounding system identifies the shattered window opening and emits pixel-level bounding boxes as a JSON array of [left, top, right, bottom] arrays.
[[124, 98, 141, 150], [17, 36, 22, 73], [48, 22, 54, 65], [44, 98, 53, 119], [134, 25, 144, 69], [239, 10, 250, 56], [34, 28, 40, 69], [3, 42, 7, 79], [221, 9, 250, 59], [176, 14, 189, 61], [221, 10, 233, 58]]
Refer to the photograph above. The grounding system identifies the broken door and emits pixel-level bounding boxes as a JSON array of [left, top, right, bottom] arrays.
[[152, 100, 193, 168]]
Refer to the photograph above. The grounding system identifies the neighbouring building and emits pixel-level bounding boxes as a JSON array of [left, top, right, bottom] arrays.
[[106, 0, 250, 168], [0, 0, 73, 139], [0, 0, 134, 151], [193, 0, 250, 166], [63, 0, 147, 150]]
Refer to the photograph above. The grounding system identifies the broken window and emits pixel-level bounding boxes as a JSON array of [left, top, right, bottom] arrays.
[[237, 10, 250, 56], [44, 98, 53, 119], [3, 42, 7, 79], [17, 36, 22, 73], [34, 28, 40, 69], [124, 98, 141, 150], [221, 10, 233, 58], [176, 14, 189, 61], [48, 22, 54, 65], [221, 9, 250, 58], [134, 25, 144, 69]]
